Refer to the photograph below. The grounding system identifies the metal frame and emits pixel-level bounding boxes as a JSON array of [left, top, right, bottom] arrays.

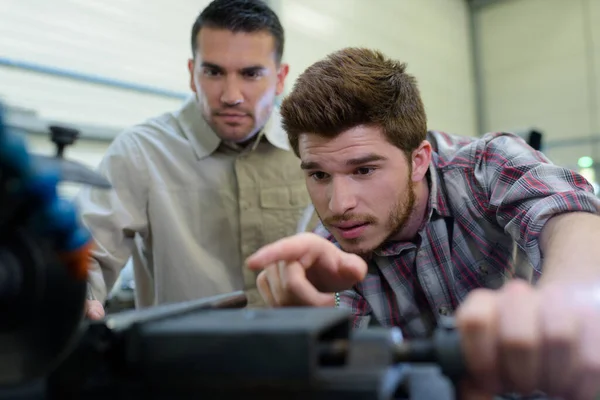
[[4, 104, 120, 143], [0, 57, 187, 101], [467, 0, 507, 135]]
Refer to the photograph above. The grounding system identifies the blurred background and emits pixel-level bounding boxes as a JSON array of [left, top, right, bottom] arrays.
[[1, 0, 598, 308]]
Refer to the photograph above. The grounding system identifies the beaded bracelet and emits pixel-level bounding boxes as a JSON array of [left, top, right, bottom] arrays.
[[334, 292, 340, 308]]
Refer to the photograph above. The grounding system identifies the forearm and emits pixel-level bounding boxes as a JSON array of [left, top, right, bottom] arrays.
[[87, 258, 108, 303], [538, 211, 600, 286]]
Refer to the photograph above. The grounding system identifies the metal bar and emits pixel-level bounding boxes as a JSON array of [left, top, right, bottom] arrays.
[[468, 0, 506, 12], [103, 290, 248, 332], [468, 0, 487, 135], [0, 57, 188, 100], [581, 0, 600, 161], [4, 107, 120, 142], [542, 135, 600, 150]]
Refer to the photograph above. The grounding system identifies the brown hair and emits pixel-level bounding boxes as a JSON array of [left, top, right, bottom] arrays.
[[281, 47, 427, 158]]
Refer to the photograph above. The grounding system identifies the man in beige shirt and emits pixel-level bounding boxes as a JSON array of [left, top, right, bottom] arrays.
[[78, 0, 311, 319]]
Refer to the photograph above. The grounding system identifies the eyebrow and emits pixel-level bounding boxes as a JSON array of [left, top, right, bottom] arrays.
[[200, 62, 224, 71], [241, 65, 266, 73], [300, 154, 387, 170], [201, 62, 266, 74], [345, 154, 388, 166]]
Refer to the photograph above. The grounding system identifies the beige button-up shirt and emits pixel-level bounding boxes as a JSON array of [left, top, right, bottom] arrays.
[[76, 97, 311, 308]]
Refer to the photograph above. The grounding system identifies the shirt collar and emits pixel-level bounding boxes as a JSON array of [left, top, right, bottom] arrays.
[[427, 153, 451, 219], [174, 95, 291, 160], [374, 154, 451, 257]]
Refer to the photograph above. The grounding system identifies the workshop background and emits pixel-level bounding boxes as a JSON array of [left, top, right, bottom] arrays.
[[1, 0, 598, 307]]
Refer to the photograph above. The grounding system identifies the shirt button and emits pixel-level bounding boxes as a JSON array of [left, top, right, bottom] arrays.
[[438, 306, 450, 316], [479, 264, 489, 275]]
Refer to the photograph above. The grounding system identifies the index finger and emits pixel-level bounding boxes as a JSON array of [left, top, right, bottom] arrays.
[[246, 232, 342, 270]]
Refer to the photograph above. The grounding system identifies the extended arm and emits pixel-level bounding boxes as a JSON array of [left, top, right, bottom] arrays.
[[75, 131, 149, 304], [476, 132, 600, 276], [457, 133, 600, 398], [538, 211, 600, 285]]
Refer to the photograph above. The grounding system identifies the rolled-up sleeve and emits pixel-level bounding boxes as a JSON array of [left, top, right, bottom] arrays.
[[473, 133, 600, 271]]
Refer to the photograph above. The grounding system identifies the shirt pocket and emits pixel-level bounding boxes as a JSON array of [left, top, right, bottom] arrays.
[[453, 241, 514, 303], [259, 184, 310, 244], [473, 242, 513, 290]]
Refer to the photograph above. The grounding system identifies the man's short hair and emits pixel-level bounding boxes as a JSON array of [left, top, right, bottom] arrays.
[[281, 47, 428, 157], [191, 0, 284, 64]]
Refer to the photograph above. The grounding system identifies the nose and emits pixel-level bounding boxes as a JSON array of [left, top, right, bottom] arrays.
[[328, 177, 357, 215], [220, 76, 243, 106]]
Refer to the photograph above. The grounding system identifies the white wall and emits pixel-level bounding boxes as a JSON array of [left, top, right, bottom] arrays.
[[0, 0, 477, 138], [271, 0, 478, 137], [1, 0, 477, 177], [0, 0, 207, 129], [475, 0, 600, 168], [0, 0, 211, 196]]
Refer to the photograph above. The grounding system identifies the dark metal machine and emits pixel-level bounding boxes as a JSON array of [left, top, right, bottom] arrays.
[[0, 102, 466, 400], [2, 293, 464, 400]]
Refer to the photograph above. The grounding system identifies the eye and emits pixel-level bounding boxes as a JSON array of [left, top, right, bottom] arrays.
[[309, 171, 329, 181], [243, 70, 263, 79], [355, 167, 375, 176], [202, 68, 221, 77]]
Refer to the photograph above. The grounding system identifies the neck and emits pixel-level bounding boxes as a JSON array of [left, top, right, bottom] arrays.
[[389, 179, 430, 242], [235, 133, 260, 147]]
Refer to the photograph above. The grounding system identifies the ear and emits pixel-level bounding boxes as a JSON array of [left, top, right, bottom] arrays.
[[411, 140, 432, 182], [188, 58, 197, 93], [276, 63, 290, 96]]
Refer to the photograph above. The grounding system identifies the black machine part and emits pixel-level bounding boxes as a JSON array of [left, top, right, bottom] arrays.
[[48, 125, 79, 159], [320, 319, 465, 382], [30, 155, 111, 189], [0, 121, 111, 388], [32, 124, 111, 189], [0, 226, 86, 387], [43, 306, 464, 400]]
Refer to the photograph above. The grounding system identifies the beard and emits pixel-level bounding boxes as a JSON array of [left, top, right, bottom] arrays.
[[318, 180, 417, 257]]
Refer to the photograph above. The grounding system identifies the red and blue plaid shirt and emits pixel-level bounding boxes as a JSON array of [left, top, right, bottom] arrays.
[[315, 131, 600, 339]]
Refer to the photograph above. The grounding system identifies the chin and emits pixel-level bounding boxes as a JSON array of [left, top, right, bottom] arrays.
[[213, 123, 251, 140], [224, 131, 255, 143], [336, 237, 380, 256]]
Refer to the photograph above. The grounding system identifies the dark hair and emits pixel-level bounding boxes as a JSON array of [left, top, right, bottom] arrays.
[[191, 0, 284, 64], [281, 47, 428, 158]]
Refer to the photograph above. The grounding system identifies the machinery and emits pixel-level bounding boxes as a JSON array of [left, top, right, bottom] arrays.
[[0, 103, 110, 388], [0, 102, 467, 400]]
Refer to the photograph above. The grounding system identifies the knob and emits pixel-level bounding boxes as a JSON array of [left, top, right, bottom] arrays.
[[49, 126, 80, 159]]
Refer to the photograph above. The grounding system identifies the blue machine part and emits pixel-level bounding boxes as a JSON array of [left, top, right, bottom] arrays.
[[0, 103, 91, 254]]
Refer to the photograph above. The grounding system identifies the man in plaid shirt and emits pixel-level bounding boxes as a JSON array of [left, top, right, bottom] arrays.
[[246, 47, 600, 399]]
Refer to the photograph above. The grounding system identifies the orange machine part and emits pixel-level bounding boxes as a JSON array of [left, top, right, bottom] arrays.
[[58, 241, 93, 281]]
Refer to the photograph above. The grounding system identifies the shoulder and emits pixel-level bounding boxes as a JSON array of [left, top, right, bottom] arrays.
[[428, 130, 549, 170], [122, 110, 180, 143], [264, 107, 294, 152], [107, 110, 184, 156], [100, 112, 178, 173]]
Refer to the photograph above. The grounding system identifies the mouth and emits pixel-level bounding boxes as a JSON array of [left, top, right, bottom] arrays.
[[218, 112, 247, 117], [332, 222, 370, 240], [216, 113, 250, 124]]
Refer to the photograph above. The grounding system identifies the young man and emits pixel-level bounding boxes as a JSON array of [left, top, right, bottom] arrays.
[[79, 0, 311, 318], [246, 48, 600, 399]]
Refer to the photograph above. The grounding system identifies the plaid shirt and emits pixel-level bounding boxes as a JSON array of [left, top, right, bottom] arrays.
[[315, 131, 600, 339]]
